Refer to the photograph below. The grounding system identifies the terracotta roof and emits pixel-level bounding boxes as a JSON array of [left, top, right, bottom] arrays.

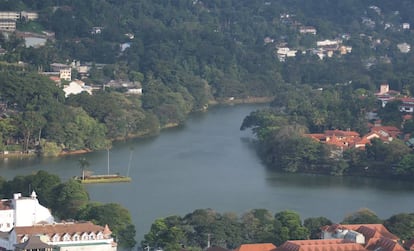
[[324, 130, 360, 137], [370, 126, 401, 138], [340, 224, 399, 241], [14, 221, 109, 240], [234, 243, 277, 251], [371, 237, 405, 251], [275, 239, 366, 251]]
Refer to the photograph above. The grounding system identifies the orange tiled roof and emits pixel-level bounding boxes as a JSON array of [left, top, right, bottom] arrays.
[[234, 243, 277, 251], [370, 126, 401, 138], [306, 130, 362, 150], [340, 224, 399, 241], [324, 130, 360, 137], [14, 221, 109, 240], [371, 237, 405, 251], [275, 239, 366, 251]]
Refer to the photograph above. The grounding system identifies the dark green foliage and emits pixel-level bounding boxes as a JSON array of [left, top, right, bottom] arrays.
[[304, 217, 332, 239], [273, 210, 309, 245], [77, 202, 137, 249], [341, 208, 383, 224], [51, 179, 89, 219], [0, 171, 61, 208], [384, 213, 414, 241]]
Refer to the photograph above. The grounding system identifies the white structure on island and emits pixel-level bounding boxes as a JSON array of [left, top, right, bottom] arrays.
[[0, 191, 54, 232]]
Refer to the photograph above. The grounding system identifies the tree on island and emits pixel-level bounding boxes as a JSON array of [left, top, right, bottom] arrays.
[[78, 157, 90, 180]]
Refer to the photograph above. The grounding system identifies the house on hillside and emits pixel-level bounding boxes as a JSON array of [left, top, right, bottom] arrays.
[[305, 129, 361, 150], [299, 26, 317, 35], [63, 80, 92, 97]]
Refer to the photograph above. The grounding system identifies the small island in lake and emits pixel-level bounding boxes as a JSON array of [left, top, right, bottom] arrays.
[[74, 173, 131, 184]]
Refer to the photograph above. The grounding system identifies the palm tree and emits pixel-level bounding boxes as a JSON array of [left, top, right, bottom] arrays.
[[78, 157, 90, 180]]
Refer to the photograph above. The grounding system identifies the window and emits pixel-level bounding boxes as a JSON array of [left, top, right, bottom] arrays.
[[63, 234, 71, 241], [97, 233, 103, 240], [89, 233, 96, 240], [53, 235, 60, 242], [82, 233, 89, 241]]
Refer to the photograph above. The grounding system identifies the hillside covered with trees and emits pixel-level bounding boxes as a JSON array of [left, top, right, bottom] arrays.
[[1, 0, 414, 156]]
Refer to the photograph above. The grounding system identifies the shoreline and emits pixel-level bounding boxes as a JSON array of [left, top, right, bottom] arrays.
[[0, 97, 273, 159]]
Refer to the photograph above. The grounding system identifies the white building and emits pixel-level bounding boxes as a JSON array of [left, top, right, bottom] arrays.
[[0, 12, 20, 21], [402, 23, 410, 30], [63, 80, 92, 97], [60, 68, 72, 81], [397, 42, 410, 53], [0, 200, 13, 232], [0, 192, 117, 251], [8, 222, 117, 251], [0, 192, 54, 232], [317, 39, 342, 47], [0, 19, 16, 31]]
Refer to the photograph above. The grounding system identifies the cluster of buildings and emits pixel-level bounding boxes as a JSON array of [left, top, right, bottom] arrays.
[[0, 191, 116, 250], [0, 11, 38, 31], [305, 125, 401, 152], [305, 83, 414, 152], [208, 223, 410, 251], [41, 62, 142, 98], [275, 38, 353, 62], [375, 83, 414, 113], [271, 12, 353, 62]]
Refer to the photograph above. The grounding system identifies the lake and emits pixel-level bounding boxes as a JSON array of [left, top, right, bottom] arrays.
[[1, 104, 414, 244]]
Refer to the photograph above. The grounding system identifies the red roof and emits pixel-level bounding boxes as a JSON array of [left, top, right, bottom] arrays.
[[14, 221, 111, 241], [275, 239, 366, 251], [340, 224, 399, 241], [234, 243, 277, 251], [324, 130, 360, 137], [370, 126, 401, 138]]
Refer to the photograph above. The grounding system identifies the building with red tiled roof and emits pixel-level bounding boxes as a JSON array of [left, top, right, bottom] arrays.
[[340, 224, 399, 242], [320, 224, 404, 251], [274, 239, 367, 251], [369, 126, 401, 139], [1, 221, 117, 251], [234, 243, 277, 251], [305, 130, 361, 150]]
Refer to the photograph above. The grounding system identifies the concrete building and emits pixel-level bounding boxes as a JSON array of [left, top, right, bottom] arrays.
[[0, 192, 54, 232], [0, 192, 117, 251]]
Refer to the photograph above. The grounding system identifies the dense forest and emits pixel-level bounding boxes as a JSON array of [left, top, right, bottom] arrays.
[[0, 1, 414, 158]]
